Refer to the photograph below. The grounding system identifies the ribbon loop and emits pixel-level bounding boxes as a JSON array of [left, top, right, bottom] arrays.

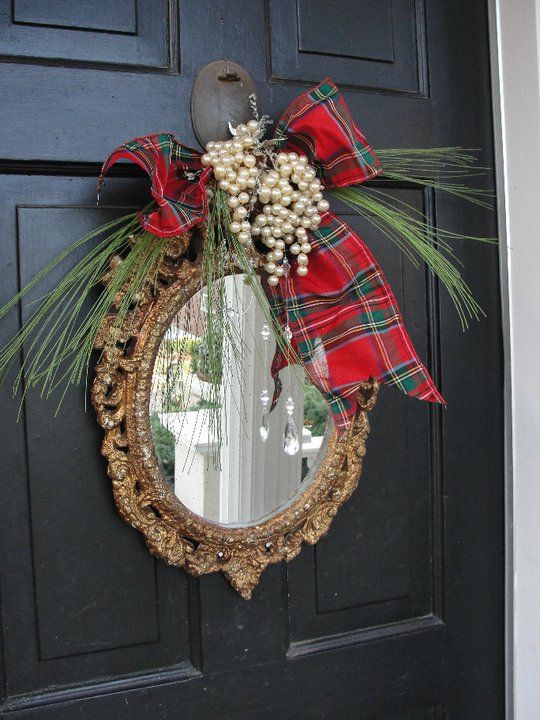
[[98, 132, 211, 238], [274, 79, 382, 188]]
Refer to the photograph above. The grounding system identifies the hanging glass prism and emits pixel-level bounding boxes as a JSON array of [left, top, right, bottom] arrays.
[[260, 389, 270, 442], [282, 396, 300, 455]]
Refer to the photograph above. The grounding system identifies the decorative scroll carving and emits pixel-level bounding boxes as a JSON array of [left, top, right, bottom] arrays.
[[92, 232, 378, 599]]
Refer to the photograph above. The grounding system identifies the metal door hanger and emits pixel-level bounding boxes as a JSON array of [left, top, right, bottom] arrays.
[[190, 61, 257, 148]]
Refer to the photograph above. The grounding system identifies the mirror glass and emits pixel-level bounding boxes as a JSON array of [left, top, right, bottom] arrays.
[[149, 275, 329, 527]]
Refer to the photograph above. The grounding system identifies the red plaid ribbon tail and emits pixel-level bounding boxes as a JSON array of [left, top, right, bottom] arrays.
[[98, 132, 211, 238], [265, 211, 444, 432]]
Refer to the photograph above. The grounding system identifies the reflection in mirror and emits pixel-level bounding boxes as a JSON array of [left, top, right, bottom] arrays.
[[149, 275, 328, 527]]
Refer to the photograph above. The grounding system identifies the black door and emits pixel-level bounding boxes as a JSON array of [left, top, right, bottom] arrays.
[[0, 2, 504, 719]]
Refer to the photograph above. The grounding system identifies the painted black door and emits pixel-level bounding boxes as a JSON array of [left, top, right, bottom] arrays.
[[0, 2, 503, 719]]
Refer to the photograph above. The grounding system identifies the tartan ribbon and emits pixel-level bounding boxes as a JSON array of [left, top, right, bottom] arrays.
[[98, 132, 211, 237], [265, 79, 444, 430]]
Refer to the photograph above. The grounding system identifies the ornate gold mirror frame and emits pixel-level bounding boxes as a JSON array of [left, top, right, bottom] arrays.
[[91, 232, 379, 599]]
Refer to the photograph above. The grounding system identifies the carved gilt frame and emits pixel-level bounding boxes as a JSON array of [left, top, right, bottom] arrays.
[[91, 232, 379, 599]]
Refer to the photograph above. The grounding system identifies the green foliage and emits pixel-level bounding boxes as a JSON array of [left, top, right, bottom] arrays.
[[150, 412, 175, 486], [190, 339, 222, 383], [303, 381, 328, 437]]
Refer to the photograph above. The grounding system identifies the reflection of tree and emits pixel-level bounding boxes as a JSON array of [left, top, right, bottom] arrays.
[[150, 412, 175, 485], [303, 381, 328, 437]]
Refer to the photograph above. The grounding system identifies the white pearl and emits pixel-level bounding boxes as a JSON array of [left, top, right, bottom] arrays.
[[275, 240, 285, 250], [282, 222, 294, 234], [304, 204, 316, 216], [271, 187, 282, 202], [222, 155, 233, 166], [238, 192, 250, 204], [310, 180, 321, 193], [248, 166, 259, 176], [219, 179, 230, 191], [310, 214, 321, 227], [213, 165, 227, 179], [290, 243, 301, 255], [246, 177, 257, 189], [301, 216, 312, 228], [229, 221, 241, 233], [261, 226, 272, 238], [317, 200, 330, 212], [312, 191, 323, 202], [296, 265, 308, 277], [297, 253, 309, 266], [229, 183, 239, 195], [280, 163, 292, 176], [291, 174, 302, 185], [297, 180, 309, 191], [233, 207, 248, 220], [295, 227, 308, 239], [268, 275, 280, 286], [265, 262, 276, 273], [242, 135, 253, 148], [284, 234, 295, 244], [277, 152, 289, 164], [233, 153, 244, 165], [298, 155, 308, 166], [228, 196, 240, 209], [265, 237, 276, 247], [259, 189, 271, 203], [274, 266, 285, 277], [281, 195, 292, 206], [263, 174, 277, 188], [292, 201, 305, 215], [301, 241, 312, 253], [255, 214, 267, 227], [201, 153, 211, 166], [238, 231, 251, 244], [247, 119, 259, 132], [232, 141, 243, 152], [303, 168, 316, 181], [263, 204, 273, 215], [243, 154, 256, 168], [278, 178, 290, 190], [273, 249, 284, 260], [227, 170, 237, 181], [206, 142, 216, 151], [266, 252, 276, 261], [251, 225, 261, 236], [272, 203, 283, 215]]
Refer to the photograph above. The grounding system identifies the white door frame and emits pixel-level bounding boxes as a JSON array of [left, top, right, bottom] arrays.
[[489, 2, 540, 717]]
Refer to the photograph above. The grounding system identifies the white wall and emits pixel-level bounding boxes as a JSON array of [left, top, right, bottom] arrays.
[[492, 1, 540, 717]]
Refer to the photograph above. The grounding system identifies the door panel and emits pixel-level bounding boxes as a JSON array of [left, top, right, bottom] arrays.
[[0, 2, 504, 719]]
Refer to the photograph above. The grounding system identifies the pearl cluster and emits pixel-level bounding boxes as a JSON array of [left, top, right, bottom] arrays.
[[201, 121, 330, 286]]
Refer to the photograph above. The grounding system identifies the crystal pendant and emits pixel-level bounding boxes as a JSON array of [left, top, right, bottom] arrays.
[[282, 417, 300, 455], [284, 324, 293, 342], [260, 389, 270, 442], [282, 396, 299, 455], [260, 408, 270, 442]]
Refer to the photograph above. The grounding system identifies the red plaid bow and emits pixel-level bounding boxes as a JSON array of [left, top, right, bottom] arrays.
[[265, 79, 443, 430], [98, 81, 443, 432]]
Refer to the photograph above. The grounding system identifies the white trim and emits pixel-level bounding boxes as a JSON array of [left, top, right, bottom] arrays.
[[490, 2, 540, 717]]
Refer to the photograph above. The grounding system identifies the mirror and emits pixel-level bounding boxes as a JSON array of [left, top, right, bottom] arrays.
[[93, 243, 377, 598], [149, 274, 329, 526]]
